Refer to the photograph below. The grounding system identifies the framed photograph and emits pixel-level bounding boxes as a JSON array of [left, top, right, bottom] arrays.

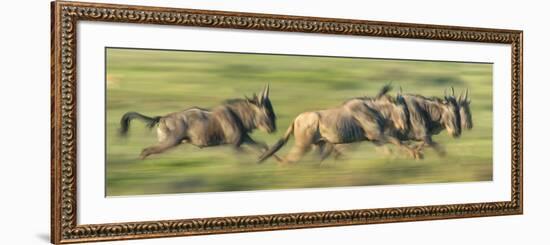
[[51, 0, 523, 243]]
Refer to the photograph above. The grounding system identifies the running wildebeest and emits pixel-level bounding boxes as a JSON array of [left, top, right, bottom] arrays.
[[320, 88, 467, 160], [258, 85, 422, 164], [325, 88, 468, 160], [396, 88, 463, 156], [119, 84, 278, 160]]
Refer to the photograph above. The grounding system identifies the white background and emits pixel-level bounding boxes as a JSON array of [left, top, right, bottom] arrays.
[[78, 21, 511, 224], [0, 0, 547, 244]]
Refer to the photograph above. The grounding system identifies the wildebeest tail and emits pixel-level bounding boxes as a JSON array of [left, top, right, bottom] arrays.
[[258, 121, 294, 163], [119, 112, 161, 136]]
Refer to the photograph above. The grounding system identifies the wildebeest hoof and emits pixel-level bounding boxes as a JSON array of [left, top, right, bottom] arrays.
[[139, 151, 149, 160], [409, 149, 423, 160], [414, 144, 424, 151]]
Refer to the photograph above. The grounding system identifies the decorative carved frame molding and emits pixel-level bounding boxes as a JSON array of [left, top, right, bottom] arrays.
[[51, 1, 523, 244]]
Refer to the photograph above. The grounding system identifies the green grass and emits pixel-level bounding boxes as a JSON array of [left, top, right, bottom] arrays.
[[106, 48, 493, 196]]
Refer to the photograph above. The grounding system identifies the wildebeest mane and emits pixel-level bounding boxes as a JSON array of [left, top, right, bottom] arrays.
[[221, 98, 257, 132], [344, 83, 393, 103], [223, 98, 248, 105], [376, 84, 393, 98], [184, 106, 210, 112], [404, 93, 443, 103], [224, 95, 275, 120], [403, 94, 458, 121]]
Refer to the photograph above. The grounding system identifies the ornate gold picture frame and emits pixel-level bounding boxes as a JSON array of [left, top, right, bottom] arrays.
[[51, 1, 523, 243]]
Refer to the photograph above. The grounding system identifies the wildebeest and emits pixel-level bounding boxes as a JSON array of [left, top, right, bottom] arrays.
[[327, 88, 466, 159], [329, 89, 467, 160], [258, 85, 422, 164], [119, 84, 278, 159], [395, 88, 463, 156]]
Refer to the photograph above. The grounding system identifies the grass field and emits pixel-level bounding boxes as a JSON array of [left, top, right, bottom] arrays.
[[105, 48, 493, 196]]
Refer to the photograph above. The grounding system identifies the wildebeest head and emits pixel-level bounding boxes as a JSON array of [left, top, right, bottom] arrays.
[[458, 89, 473, 130], [440, 87, 462, 138], [246, 84, 276, 133]]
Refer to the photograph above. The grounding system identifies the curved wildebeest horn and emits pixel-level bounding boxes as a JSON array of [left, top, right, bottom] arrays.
[[458, 88, 470, 103], [451, 86, 455, 97], [264, 83, 270, 98], [259, 83, 270, 103]]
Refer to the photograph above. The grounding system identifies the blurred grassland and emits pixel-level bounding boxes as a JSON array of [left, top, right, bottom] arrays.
[[106, 48, 493, 196]]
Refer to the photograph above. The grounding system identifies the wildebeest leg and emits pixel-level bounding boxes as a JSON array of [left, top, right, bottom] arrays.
[[231, 144, 247, 154], [351, 111, 404, 158], [139, 137, 180, 159], [332, 144, 347, 160], [372, 141, 393, 156], [423, 136, 446, 157], [240, 135, 283, 163], [332, 144, 359, 160], [320, 143, 335, 162], [384, 135, 423, 160], [284, 134, 316, 164], [280, 112, 319, 164], [380, 146, 393, 156], [318, 141, 335, 163], [285, 145, 310, 163]]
